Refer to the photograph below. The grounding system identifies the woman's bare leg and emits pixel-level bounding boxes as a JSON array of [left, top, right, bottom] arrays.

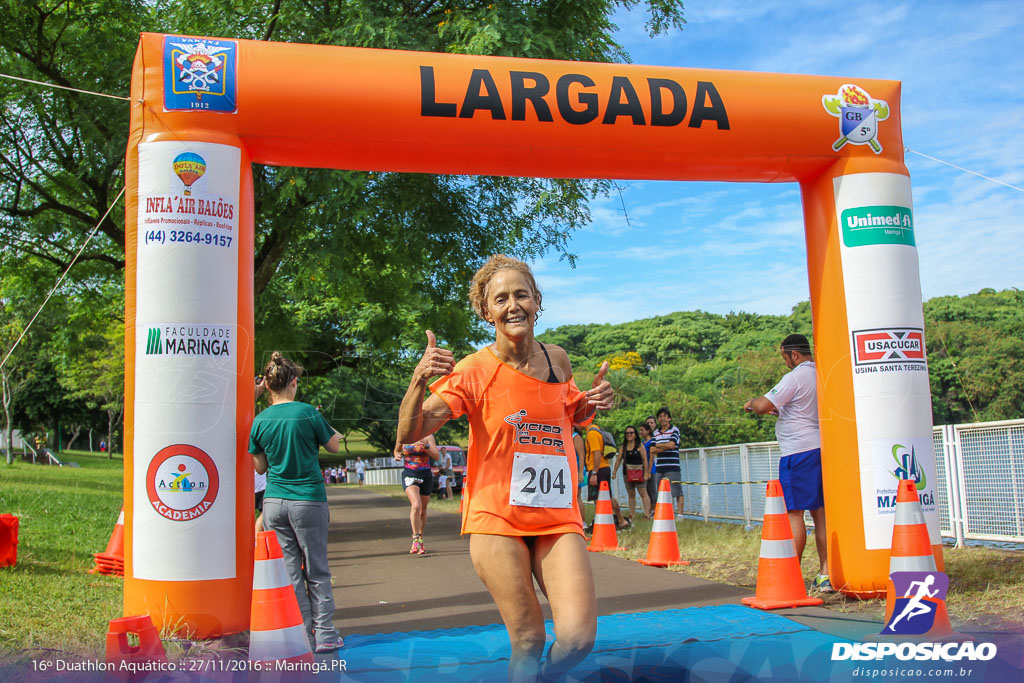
[[532, 533, 596, 678], [470, 534, 547, 681], [405, 485, 425, 536], [638, 486, 652, 518]]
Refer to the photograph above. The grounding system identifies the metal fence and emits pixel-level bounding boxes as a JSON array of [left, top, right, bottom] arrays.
[[607, 418, 1024, 546]]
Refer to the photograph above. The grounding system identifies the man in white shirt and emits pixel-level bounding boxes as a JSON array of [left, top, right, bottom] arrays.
[[744, 334, 830, 592]]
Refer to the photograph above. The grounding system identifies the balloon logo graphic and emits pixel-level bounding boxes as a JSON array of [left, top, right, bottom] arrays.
[[172, 152, 206, 195]]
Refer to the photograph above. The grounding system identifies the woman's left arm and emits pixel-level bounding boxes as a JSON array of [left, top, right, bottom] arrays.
[[424, 433, 441, 462]]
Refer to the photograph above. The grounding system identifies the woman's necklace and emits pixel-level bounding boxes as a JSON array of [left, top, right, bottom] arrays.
[[492, 343, 537, 372]]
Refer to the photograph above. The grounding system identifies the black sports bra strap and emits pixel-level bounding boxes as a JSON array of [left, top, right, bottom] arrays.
[[538, 343, 559, 383]]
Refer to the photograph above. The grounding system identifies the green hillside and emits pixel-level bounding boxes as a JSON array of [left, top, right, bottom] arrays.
[[539, 288, 1024, 448]]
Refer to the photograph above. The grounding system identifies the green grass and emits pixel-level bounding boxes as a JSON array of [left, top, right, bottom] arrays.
[[317, 431, 387, 467], [0, 450, 124, 662], [2, 457, 1021, 663], [596, 511, 1024, 632]]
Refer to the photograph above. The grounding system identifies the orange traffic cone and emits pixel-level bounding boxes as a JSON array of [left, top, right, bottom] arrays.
[[638, 478, 689, 566], [742, 480, 823, 610], [91, 507, 125, 576], [249, 530, 314, 665], [106, 614, 167, 681], [587, 481, 624, 552], [0, 514, 18, 568], [876, 479, 965, 641]]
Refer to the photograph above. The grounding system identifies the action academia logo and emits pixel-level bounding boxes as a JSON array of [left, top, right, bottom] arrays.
[[822, 84, 889, 154], [146, 444, 220, 522], [163, 36, 237, 113]]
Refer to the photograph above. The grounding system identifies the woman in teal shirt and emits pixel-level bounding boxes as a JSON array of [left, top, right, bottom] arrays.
[[249, 352, 344, 653]]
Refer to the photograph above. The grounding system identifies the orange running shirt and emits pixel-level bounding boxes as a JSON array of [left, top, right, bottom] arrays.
[[430, 347, 590, 537]]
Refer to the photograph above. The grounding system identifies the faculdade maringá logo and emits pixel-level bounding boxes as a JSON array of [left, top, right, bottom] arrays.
[[147, 327, 163, 355]]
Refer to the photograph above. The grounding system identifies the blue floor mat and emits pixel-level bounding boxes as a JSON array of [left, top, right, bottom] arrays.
[[336, 605, 839, 681], [331, 605, 1022, 682]]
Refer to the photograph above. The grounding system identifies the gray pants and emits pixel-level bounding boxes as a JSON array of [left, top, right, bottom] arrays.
[[263, 499, 340, 643]]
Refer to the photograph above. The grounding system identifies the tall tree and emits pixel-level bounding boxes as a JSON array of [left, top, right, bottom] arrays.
[[1, 0, 686, 450]]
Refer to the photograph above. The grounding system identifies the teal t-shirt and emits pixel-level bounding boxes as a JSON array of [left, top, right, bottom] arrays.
[[248, 401, 333, 501]]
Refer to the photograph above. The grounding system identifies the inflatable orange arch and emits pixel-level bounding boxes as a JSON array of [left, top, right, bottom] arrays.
[[125, 32, 942, 636]]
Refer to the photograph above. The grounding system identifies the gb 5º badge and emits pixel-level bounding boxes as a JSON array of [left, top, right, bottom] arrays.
[[822, 84, 889, 154]]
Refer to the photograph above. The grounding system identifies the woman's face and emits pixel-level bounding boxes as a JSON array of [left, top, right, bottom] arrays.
[[625, 427, 638, 443], [637, 425, 650, 440], [483, 268, 539, 340]]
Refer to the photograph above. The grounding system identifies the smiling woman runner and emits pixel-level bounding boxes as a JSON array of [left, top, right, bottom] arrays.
[[397, 254, 613, 681]]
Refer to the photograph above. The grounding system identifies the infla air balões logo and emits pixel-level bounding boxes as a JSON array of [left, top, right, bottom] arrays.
[[822, 84, 889, 154], [172, 152, 206, 195], [163, 36, 237, 113], [145, 444, 220, 522], [883, 571, 948, 635]]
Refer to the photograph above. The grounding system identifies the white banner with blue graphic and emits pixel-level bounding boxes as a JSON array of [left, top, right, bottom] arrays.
[[834, 172, 941, 550], [134, 140, 240, 580]]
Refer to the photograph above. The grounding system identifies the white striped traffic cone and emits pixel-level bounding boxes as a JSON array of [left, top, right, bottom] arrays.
[[638, 478, 689, 566], [876, 479, 964, 641], [742, 480, 822, 610], [249, 530, 314, 665], [587, 481, 624, 552]]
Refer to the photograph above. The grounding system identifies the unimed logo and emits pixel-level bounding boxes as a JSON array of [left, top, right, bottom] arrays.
[[852, 328, 925, 365], [831, 642, 996, 662]]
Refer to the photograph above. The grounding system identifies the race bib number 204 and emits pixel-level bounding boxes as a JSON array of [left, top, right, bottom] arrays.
[[509, 452, 572, 509]]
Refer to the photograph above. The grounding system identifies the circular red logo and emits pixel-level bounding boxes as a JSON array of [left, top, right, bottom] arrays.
[[146, 444, 220, 522]]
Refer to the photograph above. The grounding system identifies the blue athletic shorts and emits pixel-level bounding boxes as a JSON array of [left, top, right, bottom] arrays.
[[779, 448, 824, 512]]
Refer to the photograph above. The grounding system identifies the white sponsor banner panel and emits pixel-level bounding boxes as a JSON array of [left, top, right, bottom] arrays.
[[834, 172, 940, 550], [134, 141, 241, 580]]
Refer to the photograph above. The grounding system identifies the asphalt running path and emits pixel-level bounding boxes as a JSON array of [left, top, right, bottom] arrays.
[[322, 485, 753, 638]]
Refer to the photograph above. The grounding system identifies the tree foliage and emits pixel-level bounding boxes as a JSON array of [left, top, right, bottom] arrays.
[[0, 0, 686, 452], [540, 289, 1024, 448]]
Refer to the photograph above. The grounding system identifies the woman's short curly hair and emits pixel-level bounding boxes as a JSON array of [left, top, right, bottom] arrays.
[[468, 254, 543, 323]]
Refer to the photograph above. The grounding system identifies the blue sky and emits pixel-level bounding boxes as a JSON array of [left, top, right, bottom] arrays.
[[532, 0, 1024, 332]]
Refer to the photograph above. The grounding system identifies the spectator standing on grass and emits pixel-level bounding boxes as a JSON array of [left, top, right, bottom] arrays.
[[355, 456, 366, 485], [612, 425, 650, 520], [744, 333, 831, 593], [581, 424, 630, 530], [641, 417, 658, 514], [249, 352, 345, 653], [573, 426, 588, 530], [650, 408, 685, 516], [441, 447, 455, 500]]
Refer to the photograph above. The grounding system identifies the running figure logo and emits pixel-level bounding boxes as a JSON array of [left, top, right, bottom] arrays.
[[883, 571, 950, 635], [822, 84, 890, 154]]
